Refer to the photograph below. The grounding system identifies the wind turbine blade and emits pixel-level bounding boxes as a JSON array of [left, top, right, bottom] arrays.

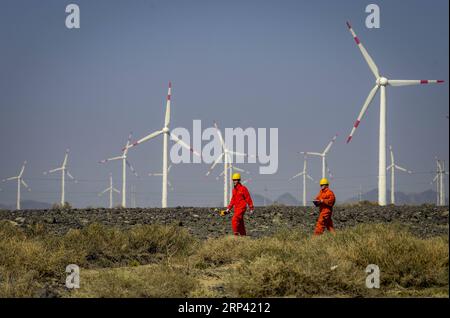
[[346, 21, 380, 79], [395, 165, 412, 173], [167, 164, 172, 172], [164, 82, 172, 127], [19, 161, 27, 178], [170, 133, 200, 156], [113, 188, 120, 194], [148, 172, 163, 177], [231, 166, 246, 173], [387, 164, 393, 170], [346, 85, 379, 143], [289, 172, 304, 180], [432, 175, 438, 183], [47, 167, 63, 174], [388, 80, 445, 87], [99, 156, 123, 164], [127, 132, 133, 144], [122, 132, 133, 154], [126, 130, 164, 150], [206, 153, 224, 176], [66, 171, 75, 180], [62, 149, 70, 167], [213, 121, 226, 148], [126, 160, 139, 177], [323, 134, 338, 155], [307, 174, 315, 182], [99, 188, 110, 196], [302, 152, 322, 157], [4, 176, 19, 181], [21, 180, 29, 188]]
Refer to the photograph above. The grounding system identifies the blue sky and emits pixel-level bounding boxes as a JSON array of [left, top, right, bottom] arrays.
[[0, 0, 448, 207]]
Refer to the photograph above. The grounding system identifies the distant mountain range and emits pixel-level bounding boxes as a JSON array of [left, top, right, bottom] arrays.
[[253, 189, 447, 206], [346, 189, 447, 205]]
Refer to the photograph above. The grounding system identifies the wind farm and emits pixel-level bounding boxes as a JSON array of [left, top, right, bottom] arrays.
[[0, 1, 448, 301]]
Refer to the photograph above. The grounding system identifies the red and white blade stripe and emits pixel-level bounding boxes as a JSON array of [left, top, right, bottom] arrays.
[[346, 85, 379, 144], [323, 134, 338, 154], [167, 81, 172, 100], [346, 21, 380, 79], [388, 79, 445, 87]]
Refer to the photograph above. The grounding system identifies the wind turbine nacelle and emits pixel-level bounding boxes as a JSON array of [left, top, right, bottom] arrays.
[[377, 77, 388, 86], [162, 127, 170, 133]]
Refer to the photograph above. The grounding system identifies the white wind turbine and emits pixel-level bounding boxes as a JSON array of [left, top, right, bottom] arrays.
[[98, 173, 120, 209], [125, 82, 199, 208], [2, 161, 30, 210], [99, 133, 138, 208], [432, 159, 441, 205], [206, 121, 248, 207], [301, 134, 337, 179], [345, 21, 445, 206], [432, 159, 448, 206], [289, 155, 314, 207], [440, 161, 448, 206], [387, 145, 412, 205], [43, 149, 76, 206]]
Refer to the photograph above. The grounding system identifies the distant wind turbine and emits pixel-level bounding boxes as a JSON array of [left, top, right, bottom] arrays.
[[99, 133, 138, 208], [432, 159, 448, 206], [289, 155, 314, 207], [387, 145, 412, 205], [301, 134, 337, 179], [43, 149, 76, 206], [98, 173, 120, 209], [345, 21, 445, 206], [2, 161, 30, 210]]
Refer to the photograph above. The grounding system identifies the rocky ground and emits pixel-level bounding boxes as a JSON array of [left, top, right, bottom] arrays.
[[0, 204, 448, 238]]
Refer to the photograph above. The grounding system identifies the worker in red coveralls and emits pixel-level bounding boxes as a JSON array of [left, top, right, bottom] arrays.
[[225, 173, 254, 236], [313, 178, 336, 235]]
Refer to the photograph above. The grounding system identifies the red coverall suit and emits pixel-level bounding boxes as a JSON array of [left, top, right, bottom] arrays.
[[227, 182, 254, 236], [314, 187, 336, 235]]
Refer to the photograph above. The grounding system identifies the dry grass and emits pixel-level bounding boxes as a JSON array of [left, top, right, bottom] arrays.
[[221, 224, 448, 297], [0, 220, 447, 298], [70, 264, 198, 298]]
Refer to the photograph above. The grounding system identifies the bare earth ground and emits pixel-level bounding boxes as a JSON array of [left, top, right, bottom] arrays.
[[0, 205, 448, 238]]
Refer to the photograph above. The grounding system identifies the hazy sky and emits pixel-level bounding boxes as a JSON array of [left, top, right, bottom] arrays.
[[0, 0, 448, 208]]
